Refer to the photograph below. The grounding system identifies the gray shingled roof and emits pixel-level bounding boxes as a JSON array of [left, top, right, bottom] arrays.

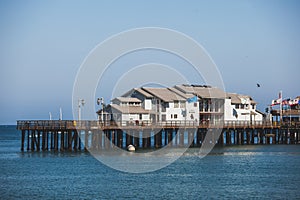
[[227, 93, 257, 104], [121, 88, 154, 98], [175, 84, 226, 99], [142, 87, 186, 102], [113, 97, 141, 103], [110, 104, 152, 114], [168, 87, 194, 99]]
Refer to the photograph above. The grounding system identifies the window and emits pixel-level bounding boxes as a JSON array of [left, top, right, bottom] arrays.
[[174, 101, 179, 108], [252, 104, 255, 109], [171, 114, 173, 119], [194, 102, 197, 107], [235, 104, 239, 109], [162, 114, 166, 122], [174, 114, 178, 119], [199, 101, 203, 111], [139, 114, 142, 120], [161, 105, 166, 112], [180, 102, 186, 108], [204, 100, 209, 112], [241, 104, 245, 109]]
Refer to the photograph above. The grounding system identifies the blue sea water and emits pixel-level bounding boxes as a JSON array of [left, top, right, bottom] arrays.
[[1, 126, 300, 199]]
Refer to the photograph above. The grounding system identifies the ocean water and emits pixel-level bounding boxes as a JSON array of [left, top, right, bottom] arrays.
[[1, 126, 300, 199]]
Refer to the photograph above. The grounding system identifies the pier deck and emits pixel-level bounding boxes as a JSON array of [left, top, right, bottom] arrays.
[[17, 120, 300, 152]]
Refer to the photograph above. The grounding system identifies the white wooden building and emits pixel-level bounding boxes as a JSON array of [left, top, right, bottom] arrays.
[[225, 93, 263, 124], [98, 84, 264, 126]]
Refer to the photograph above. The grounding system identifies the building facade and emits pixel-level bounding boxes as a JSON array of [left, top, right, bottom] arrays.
[[98, 84, 264, 126]]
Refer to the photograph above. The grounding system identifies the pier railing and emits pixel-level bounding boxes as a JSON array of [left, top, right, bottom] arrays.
[[16, 120, 295, 130]]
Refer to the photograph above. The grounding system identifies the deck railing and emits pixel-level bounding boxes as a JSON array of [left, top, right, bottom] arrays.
[[17, 120, 299, 130]]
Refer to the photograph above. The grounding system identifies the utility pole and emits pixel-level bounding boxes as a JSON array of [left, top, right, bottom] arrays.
[[78, 99, 85, 121]]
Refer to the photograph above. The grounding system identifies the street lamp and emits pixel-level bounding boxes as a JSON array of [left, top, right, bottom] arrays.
[[78, 99, 85, 121], [97, 97, 104, 123]]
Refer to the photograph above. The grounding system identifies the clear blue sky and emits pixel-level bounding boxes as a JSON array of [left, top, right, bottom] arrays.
[[0, 0, 299, 124]]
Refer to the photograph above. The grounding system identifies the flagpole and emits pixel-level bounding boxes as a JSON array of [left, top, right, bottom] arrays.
[[280, 90, 282, 123]]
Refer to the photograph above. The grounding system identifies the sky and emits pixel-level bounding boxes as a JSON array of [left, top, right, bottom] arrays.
[[0, 0, 299, 124]]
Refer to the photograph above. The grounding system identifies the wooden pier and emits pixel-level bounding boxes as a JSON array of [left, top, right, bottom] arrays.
[[17, 120, 300, 152]]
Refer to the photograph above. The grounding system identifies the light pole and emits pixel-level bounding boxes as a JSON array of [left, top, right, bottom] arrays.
[[97, 97, 104, 123], [78, 99, 85, 121]]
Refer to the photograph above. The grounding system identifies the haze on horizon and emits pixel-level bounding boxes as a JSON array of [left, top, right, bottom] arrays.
[[1, 0, 299, 125]]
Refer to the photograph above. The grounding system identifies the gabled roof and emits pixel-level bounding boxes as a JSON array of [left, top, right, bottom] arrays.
[[174, 84, 226, 99], [141, 87, 186, 102], [109, 104, 152, 114], [113, 97, 141, 103], [121, 88, 153, 98], [168, 87, 194, 99], [227, 93, 257, 104]]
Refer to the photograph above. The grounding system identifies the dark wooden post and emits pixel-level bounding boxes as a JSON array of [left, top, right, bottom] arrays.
[[105, 130, 109, 149], [241, 130, 245, 145], [219, 129, 224, 145], [46, 131, 49, 150], [50, 131, 54, 150], [21, 130, 25, 151], [226, 130, 230, 145], [110, 130, 116, 147], [188, 129, 194, 147], [60, 131, 64, 151], [31, 130, 35, 151], [99, 130, 103, 149], [84, 130, 89, 150], [154, 130, 158, 148], [116, 129, 123, 148], [285, 131, 289, 144], [42, 131, 46, 151], [260, 129, 265, 144], [246, 129, 250, 145], [27, 130, 30, 151], [73, 130, 78, 151], [179, 130, 184, 147], [251, 129, 255, 144], [164, 130, 168, 146], [159, 130, 163, 147], [126, 131, 131, 146], [78, 131, 82, 150], [196, 129, 202, 146], [133, 130, 139, 147], [237, 129, 241, 145], [54, 131, 58, 151], [36, 130, 40, 151], [68, 130, 72, 151]]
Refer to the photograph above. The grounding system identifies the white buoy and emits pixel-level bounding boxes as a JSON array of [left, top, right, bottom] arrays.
[[127, 144, 135, 152]]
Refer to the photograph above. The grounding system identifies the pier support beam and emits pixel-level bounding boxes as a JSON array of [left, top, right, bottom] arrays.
[[21, 130, 25, 151]]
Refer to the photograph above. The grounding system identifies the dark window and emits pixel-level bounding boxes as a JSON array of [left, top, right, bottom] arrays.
[[174, 101, 179, 108]]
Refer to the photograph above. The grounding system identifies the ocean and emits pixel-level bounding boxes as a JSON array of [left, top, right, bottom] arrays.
[[1, 125, 300, 199]]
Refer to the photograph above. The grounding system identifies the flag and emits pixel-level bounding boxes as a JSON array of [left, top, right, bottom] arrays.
[[187, 96, 198, 103], [282, 98, 290, 105], [233, 108, 238, 118], [289, 98, 300, 106], [271, 99, 281, 105], [271, 91, 282, 106]]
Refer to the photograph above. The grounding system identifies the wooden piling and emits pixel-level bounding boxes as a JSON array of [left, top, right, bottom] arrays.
[[21, 130, 25, 151], [16, 120, 300, 152]]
